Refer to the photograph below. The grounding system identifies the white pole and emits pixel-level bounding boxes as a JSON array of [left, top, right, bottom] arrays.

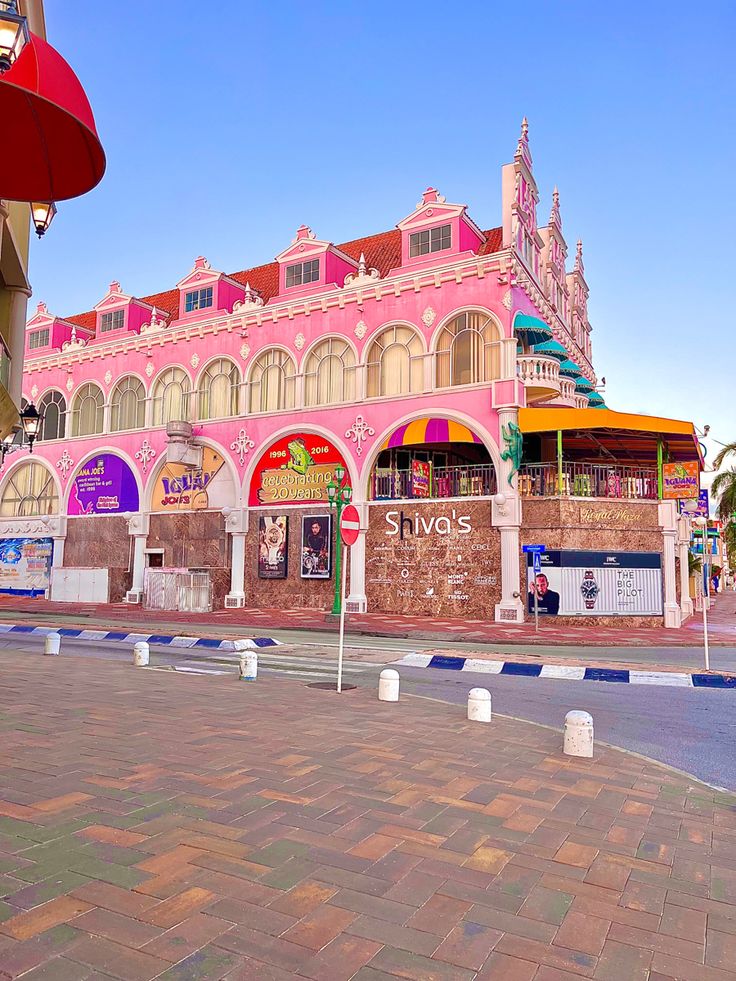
[[337, 543, 348, 693], [703, 581, 710, 672]]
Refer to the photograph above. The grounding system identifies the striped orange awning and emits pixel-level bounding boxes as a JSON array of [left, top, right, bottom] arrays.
[[380, 418, 482, 450]]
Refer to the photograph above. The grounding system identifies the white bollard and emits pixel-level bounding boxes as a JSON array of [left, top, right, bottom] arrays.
[[467, 687, 492, 722], [563, 710, 594, 758], [44, 632, 61, 656], [378, 668, 400, 702], [133, 641, 150, 667], [239, 651, 258, 681]]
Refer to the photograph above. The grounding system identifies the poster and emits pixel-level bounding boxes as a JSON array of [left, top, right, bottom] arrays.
[[68, 454, 139, 515], [527, 550, 662, 616], [679, 489, 709, 518], [152, 447, 234, 511], [249, 434, 349, 506], [301, 513, 332, 579], [258, 515, 288, 579], [411, 460, 431, 498], [662, 461, 699, 500], [0, 537, 53, 596]]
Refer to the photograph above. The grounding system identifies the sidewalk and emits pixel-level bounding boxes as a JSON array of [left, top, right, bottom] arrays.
[[0, 652, 735, 979], [0, 590, 735, 648]]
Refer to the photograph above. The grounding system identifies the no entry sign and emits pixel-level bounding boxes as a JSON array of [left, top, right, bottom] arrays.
[[340, 505, 361, 546]]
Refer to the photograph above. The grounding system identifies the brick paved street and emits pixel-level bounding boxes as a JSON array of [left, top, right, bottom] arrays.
[[0, 651, 735, 979]]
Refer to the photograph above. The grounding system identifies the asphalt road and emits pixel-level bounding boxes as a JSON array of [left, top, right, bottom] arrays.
[[2, 634, 735, 792]]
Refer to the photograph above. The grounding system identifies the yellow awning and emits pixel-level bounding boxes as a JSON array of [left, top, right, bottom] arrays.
[[518, 407, 696, 438]]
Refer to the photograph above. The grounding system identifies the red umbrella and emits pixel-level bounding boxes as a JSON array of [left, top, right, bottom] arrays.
[[0, 31, 105, 202]]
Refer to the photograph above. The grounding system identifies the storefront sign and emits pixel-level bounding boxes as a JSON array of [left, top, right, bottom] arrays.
[[662, 461, 699, 500], [411, 460, 431, 498], [258, 515, 288, 579], [526, 550, 662, 616], [152, 447, 233, 511], [579, 506, 640, 524], [301, 514, 332, 579], [68, 454, 139, 515], [249, 434, 349, 506], [0, 537, 53, 596], [679, 489, 709, 518]]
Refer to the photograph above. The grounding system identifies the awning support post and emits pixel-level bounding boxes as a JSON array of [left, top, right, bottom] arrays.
[[657, 439, 663, 500], [557, 430, 563, 496]]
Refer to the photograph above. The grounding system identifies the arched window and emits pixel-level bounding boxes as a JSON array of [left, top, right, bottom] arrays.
[[198, 358, 239, 420], [366, 325, 423, 398], [249, 349, 296, 413], [110, 376, 146, 432], [304, 337, 355, 407], [38, 391, 66, 442], [0, 461, 58, 517], [151, 367, 190, 426], [436, 311, 503, 388], [71, 383, 104, 436]]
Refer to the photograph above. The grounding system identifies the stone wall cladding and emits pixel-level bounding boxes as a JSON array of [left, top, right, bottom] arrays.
[[148, 512, 229, 608], [64, 515, 130, 602], [244, 508, 338, 611], [366, 500, 501, 618], [520, 497, 665, 627]]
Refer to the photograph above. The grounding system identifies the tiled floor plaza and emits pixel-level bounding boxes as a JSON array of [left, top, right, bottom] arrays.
[[0, 651, 734, 979]]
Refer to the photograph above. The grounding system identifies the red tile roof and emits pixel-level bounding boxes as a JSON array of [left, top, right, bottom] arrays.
[[66, 226, 503, 330]]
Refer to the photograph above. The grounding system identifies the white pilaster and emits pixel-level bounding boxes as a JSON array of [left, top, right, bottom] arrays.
[[493, 493, 524, 623], [677, 515, 693, 620], [346, 501, 368, 613], [224, 508, 249, 608], [659, 501, 681, 629], [125, 512, 149, 603]]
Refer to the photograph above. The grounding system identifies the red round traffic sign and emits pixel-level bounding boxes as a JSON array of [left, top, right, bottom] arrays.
[[340, 505, 361, 547]]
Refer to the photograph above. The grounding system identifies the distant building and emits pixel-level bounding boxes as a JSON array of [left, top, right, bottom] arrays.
[[7, 121, 700, 626]]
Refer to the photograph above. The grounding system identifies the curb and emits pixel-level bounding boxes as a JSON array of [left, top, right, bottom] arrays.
[[393, 653, 736, 689], [0, 624, 281, 651]]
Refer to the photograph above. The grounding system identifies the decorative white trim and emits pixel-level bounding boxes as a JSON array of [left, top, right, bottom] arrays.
[[345, 414, 375, 456], [65, 377, 73, 392], [294, 332, 305, 351], [421, 306, 436, 328], [104, 370, 112, 386], [135, 439, 156, 474], [240, 343, 251, 361], [502, 289, 513, 311], [145, 361, 154, 378], [230, 428, 255, 466], [190, 353, 200, 370], [344, 253, 380, 288], [30, 385, 38, 398], [56, 450, 74, 480], [354, 320, 367, 340]]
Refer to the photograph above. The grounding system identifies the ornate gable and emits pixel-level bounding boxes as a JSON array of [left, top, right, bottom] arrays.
[[502, 118, 543, 282]]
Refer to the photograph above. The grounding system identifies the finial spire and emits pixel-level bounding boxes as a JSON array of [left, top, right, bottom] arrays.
[[574, 239, 584, 274], [515, 116, 532, 167], [550, 186, 561, 227], [357, 252, 366, 277]]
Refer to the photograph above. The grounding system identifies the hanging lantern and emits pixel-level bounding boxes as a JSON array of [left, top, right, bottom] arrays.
[[19, 401, 42, 452], [0, 1, 28, 74], [31, 200, 56, 237]]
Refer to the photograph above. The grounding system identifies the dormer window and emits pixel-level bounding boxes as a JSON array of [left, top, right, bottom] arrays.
[[286, 259, 320, 288], [185, 287, 213, 313], [28, 329, 50, 350], [409, 223, 451, 258], [100, 309, 124, 333]]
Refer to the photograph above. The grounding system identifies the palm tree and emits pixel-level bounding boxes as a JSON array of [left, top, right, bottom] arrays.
[[711, 442, 736, 525]]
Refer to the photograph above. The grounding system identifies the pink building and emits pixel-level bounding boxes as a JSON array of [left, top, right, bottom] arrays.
[[4, 121, 700, 626]]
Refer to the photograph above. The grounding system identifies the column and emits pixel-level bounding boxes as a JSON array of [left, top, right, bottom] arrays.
[[659, 501, 681, 629], [494, 407, 524, 623], [224, 508, 248, 608], [677, 515, 694, 620], [6, 287, 31, 410], [125, 513, 149, 603], [346, 501, 368, 613]]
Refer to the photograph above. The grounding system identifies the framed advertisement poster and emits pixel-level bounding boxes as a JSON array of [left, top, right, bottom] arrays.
[[258, 515, 288, 579], [0, 537, 53, 596], [301, 514, 332, 579], [527, 550, 662, 616], [68, 454, 139, 515]]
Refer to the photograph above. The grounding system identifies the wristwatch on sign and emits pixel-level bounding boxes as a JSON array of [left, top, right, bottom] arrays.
[[265, 522, 284, 565], [580, 570, 599, 610]]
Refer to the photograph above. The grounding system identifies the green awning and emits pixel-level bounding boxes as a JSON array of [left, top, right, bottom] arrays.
[[586, 393, 605, 406], [559, 359, 582, 378], [575, 376, 596, 393], [533, 339, 567, 361], [514, 314, 553, 345]]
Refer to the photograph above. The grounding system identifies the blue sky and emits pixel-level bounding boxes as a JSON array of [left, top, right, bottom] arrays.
[[33, 1, 736, 462]]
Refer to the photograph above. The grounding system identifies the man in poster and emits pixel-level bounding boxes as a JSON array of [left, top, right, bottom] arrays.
[[528, 572, 560, 615], [301, 515, 331, 578]]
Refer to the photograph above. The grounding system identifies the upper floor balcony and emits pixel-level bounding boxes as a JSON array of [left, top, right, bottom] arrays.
[[519, 462, 658, 501], [517, 354, 561, 404]]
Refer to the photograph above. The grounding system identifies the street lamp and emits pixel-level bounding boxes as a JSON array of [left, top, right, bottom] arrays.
[[31, 201, 57, 238], [0, 1, 28, 74], [326, 464, 352, 615], [19, 401, 43, 452]]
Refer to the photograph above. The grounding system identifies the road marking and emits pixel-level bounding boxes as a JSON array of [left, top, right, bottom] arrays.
[[629, 670, 694, 687], [540, 665, 587, 680], [463, 658, 505, 674]]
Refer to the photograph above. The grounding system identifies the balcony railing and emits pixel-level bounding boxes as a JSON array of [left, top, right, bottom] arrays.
[[518, 463, 658, 500], [517, 354, 561, 387], [371, 464, 497, 501]]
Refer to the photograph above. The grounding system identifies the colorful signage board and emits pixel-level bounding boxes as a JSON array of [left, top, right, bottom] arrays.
[[68, 454, 139, 515], [300, 513, 332, 579], [411, 460, 431, 498], [662, 461, 699, 500], [258, 515, 288, 579], [0, 537, 53, 596], [152, 447, 233, 511], [679, 489, 709, 518], [249, 434, 349, 507], [527, 550, 663, 616]]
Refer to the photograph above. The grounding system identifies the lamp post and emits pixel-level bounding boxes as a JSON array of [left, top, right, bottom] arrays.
[[0, 1, 29, 74], [19, 401, 43, 452], [326, 464, 352, 616]]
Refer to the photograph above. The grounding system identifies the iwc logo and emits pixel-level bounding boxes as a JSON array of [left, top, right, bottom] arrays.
[[580, 569, 600, 610]]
